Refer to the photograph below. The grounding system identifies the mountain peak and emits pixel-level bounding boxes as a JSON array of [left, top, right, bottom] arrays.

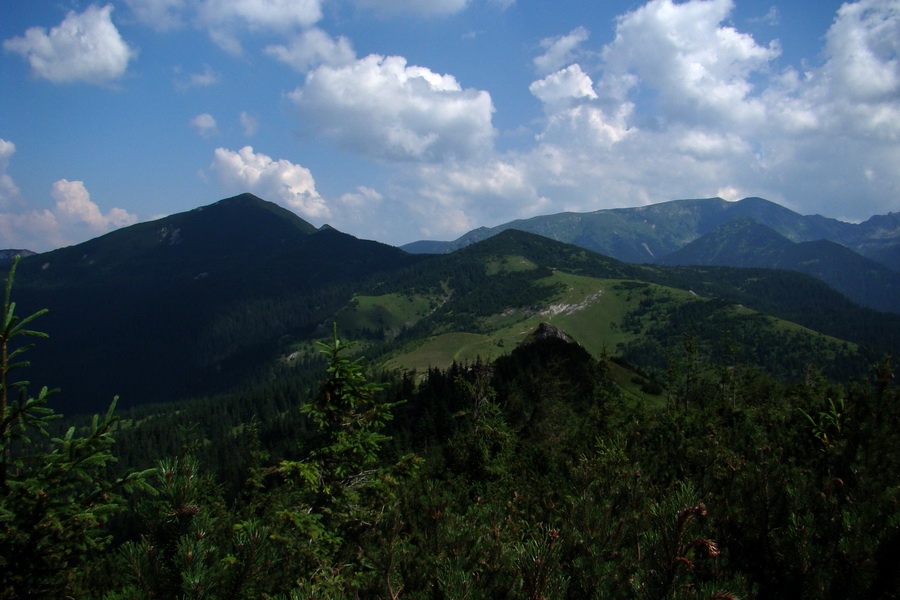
[[522, 322, 576, 346], [213, 192, 266, 205]]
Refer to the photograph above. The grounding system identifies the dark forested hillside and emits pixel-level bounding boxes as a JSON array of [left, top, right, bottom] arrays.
[[5, 275, 899, 598], [8, 194, 427, 412], [5, 195, 899, 417], [383, 229, 900, 364], [4, 193, 900, 599], [658, 217, 900, 313]]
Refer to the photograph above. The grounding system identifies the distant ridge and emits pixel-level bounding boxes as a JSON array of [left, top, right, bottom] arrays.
[[658, 217, 900, 313], [402, 197, 898, 272]]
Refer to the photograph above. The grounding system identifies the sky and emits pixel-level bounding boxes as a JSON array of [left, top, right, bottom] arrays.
[[1, 0, 899, 252]]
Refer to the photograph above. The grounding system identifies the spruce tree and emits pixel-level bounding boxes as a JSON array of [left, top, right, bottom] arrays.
[[0, 256, 153, 599]]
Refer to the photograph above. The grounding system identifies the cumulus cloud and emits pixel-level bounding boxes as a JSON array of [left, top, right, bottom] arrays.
[[325, 0, 899, 245], [51, 180, 138, 231], [0, 174, 137, 251], [534, 26, 590, 75], [419, 160, 545, 218], [0, 210, 62, 252], [598, 0, 778, 126], [191, 113, 219, 137], [265, 28, 356, 72], [529, 64, 598, 110], [517, 0, 777, 209], [211, 146, 329, 219], [3, 5, 135, 84], [289, 54, 495, 162], [515, 0, 900, 223], [383, 159, 550, 241], [817, 0, 900, 124]]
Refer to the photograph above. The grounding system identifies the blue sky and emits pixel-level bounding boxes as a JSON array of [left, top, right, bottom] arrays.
[[1, 0, 898, 252]]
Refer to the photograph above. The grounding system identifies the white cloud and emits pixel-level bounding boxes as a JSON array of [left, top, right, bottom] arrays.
[[125, 0, 186, 31], [0, 175, 137, 251], [347, 0, 900, 245], [265, 28, 356, 73], [0, 210, 62, 252], [191, 113, 219, 137], [828, 0, 900, 100], [384, 159, 551, 241], [529, 64, 598, 110], [51, 179, 138, 231], [598, 0, 777, 126], [240, 111, 259, 136], [538, 103, 634, 149], [289, 54, 495, 162], [816, 0, 900, 127], [517, 0, 900, 222], [211, 146, 330, 219], [534, 26, 590, 75], [424, 160, 533, 201], [518, 0, 780, 209], [383, 0, 780, 243], [3, 5, 135, 84], [0, 140, 22, 210], [350, 0, 471, 17]]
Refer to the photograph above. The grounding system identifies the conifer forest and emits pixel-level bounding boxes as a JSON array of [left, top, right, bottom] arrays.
[[2, 254, 899, 600]]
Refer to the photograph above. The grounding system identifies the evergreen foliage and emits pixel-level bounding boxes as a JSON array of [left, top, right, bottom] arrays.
[[4, 248, 900, 598], [0, 257, 153, 599]]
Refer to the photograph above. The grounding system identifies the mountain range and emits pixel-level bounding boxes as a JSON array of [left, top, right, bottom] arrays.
[[403, 196, 900, 265], [4, 193, 899, 415], [404, 197, 900, 312]]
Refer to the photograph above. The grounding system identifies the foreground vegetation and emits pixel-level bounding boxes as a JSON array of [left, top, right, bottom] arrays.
[[2, 257, 900, 599]]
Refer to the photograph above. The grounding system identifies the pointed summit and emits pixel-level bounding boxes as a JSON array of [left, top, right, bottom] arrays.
[[200, 193, 319, 236], [521, 322, 576, 347]]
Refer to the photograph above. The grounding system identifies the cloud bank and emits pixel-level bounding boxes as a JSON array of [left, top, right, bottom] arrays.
[[350, 0, 899, 244]]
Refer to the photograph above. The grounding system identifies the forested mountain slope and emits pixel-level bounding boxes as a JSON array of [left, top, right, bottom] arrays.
[[9, 194, 425, 412], [6, 196, 899, 415], [345, 230, 897, 383], [658, 217, 900, 313]]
